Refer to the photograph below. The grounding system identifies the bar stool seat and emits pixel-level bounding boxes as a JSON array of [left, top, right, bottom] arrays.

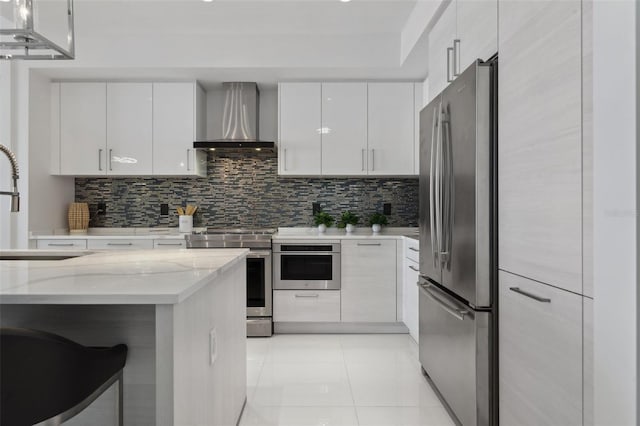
[[0, 327, 128, 426]]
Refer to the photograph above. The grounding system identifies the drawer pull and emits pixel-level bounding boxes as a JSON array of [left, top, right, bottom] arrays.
[[509, 287, 551, 303], [295, 294, 319, 298], [408, 265, 419, 272], [107, 243, 134, 246], [47, 243, 74, 247], [408, 247, 419, 252], [357, 243, 382, 246], [157, 243, 183, 246]]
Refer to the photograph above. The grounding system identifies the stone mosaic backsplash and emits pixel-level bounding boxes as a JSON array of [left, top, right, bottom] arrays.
[[75, 152, 419, 228]]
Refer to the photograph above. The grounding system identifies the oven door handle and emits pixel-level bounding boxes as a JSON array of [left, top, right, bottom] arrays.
[[274, 252, 338, 255], [246, 251, 272, 258]]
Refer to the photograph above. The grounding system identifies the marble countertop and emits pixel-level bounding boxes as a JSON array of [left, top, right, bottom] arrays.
[[274, 227, 419, 240], [0, 249, 248, 305]]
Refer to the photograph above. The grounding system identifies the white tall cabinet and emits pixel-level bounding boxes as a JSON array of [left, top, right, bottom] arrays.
[[152, 82, 206, 176], [106, 83, 153, 175], [320, 83, 368, 175], [59, 83, 107, 175], [497, 0, 592, 424], [278, 83, 322, 175]]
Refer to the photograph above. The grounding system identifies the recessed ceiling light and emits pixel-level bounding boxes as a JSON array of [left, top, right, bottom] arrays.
[[340, 0, 352, 2], [203, 0, 214, 2]]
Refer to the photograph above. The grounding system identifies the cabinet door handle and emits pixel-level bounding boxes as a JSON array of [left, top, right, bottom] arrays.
[[108, 149, 113, 171], [186, 149, 191, 171], [408, 265, 419, 272], [361, 149, 366, 171], [408, 247, 419, 252], [283, 148, 288, 171], [47, 243, 74, 247], [98, 149, 103, 171], [446, 47, 454, 83], [370, 149, 375, 171], [453, 39, 461, 77], [107, 242, 133, 246], [157, 243, 183, 246], [357, 242, 382, 246], [295, 294, 319, 298], [509, 287, 551, 303]]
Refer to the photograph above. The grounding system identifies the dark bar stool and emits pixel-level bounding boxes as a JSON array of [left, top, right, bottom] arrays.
[[0, 327, 128, 426]]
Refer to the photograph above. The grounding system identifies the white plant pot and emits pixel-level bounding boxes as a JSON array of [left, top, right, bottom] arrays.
[[318, 224, 327, 233], [371, 224, 381, 233], [345, 224, 355, 234]]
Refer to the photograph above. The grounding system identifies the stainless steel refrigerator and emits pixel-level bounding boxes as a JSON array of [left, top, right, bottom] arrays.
[[418, 59, 497, 426]]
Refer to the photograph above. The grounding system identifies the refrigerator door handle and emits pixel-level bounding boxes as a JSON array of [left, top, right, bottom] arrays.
[[429, 106, 440, 267], [417, 280, 469, 321], [439, 105, 454, 267], [434, 102, 444, 265]]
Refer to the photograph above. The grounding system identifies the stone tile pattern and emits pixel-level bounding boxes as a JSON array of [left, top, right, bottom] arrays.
[[75, 152, 419, 228]]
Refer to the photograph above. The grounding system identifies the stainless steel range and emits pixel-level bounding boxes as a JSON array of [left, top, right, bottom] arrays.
[[186, 228, 275, 337]]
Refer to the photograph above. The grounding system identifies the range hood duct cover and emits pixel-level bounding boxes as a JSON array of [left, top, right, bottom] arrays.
[[194, 82, 275, 152]]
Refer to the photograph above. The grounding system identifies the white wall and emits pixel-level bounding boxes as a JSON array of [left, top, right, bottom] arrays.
[[28, 71, 74, 236], [593, 2, 637, 424], [0, 62, 29, 249]]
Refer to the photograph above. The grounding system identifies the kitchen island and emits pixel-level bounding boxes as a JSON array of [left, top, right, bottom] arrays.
[[0, 249, 248, 426]]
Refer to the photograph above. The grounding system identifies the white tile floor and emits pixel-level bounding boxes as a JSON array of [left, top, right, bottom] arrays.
[[240, 334, 455, 426]]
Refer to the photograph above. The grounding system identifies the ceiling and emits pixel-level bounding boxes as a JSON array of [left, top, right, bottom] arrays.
[[31, 0, 438, 87]]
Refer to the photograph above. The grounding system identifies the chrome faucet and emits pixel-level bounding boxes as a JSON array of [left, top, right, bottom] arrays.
[[0, 144, 19, 212]]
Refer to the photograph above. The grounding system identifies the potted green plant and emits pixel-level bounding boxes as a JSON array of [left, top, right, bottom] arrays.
[[368, 212, 388, 234], [337, 211, 359, 234], [313, 211, 334, 233]]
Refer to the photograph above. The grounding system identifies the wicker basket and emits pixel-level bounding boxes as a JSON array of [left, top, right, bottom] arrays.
[[68, 202, 90, 235]]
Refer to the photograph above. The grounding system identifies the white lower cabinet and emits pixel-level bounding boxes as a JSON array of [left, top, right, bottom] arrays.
[[341, 240, 397, 322], [273, 290, 340, 322], [402, 239, 419, 343], [36, 239, 87, 250], [87, 239, 154, 250], [499, 270, 582, 426]]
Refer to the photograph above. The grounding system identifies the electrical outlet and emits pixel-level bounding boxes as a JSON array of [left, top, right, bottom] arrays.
[[312, 202, 322, 215], [209, 328, 217, 366], [160, 203, 169, 216], [97, 202, 106, 215], [383, 203, 392, 215]]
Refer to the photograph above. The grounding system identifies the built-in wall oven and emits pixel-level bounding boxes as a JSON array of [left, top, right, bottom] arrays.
[[187, 229, 275, 337], [273, 241, 341, 290]]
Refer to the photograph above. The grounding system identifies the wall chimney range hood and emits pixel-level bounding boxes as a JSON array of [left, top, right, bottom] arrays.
[[194, 82, 275, 152]]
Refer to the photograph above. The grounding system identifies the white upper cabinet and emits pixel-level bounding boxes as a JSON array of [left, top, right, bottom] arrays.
[[106, 83, 153, 175], [278, 82, 322, 175], [368, 83, 415, 175], [321, 83, 368, 176], [428, 2, 456, 102], [427, 0, 497, 102], [54, 81, 205, 177], [456, 0, 498, 71], [59, 83, 107, 175], [152, 82, 206, 176], [278, 82, 417, 176]]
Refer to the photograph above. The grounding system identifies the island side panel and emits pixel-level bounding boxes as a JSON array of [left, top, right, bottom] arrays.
[[0, 304, 156, 425], [167, 259, 247, 426]]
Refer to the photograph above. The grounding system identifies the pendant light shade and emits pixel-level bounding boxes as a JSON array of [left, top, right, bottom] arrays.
[[0, 0, 74, 60]]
